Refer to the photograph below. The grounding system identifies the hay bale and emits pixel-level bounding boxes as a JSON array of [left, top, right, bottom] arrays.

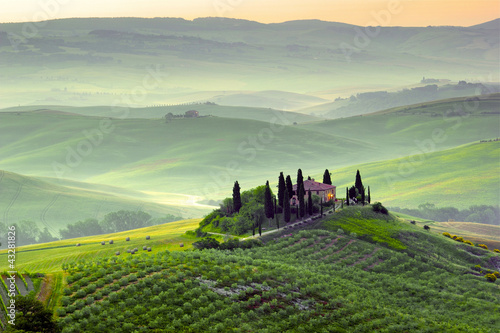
[[143, 246, 147, 250], [127, 249, 131, 253], [179, 243, 184, 248], [76, 243, 80, 247], [147, 247, 152, 252], [146, 235, 150, 240], [109, 240, 114, 244], [101, 241, 105, 245], [115, 251, 120, 255], [134, 248, 138, 252], [126, 237, 130, 241]]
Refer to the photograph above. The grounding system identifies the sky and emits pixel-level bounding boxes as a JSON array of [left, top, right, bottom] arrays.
[[0, 0, 499, 26]]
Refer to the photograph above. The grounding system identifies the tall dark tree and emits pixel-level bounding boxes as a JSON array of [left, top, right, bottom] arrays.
[[278, 172, 286, 207], [286, 175, 293, 197], [298, 183, 305, 218], [367, 186, 371, 204], [346, 187, 350, 206], [307, 190, 313, 216], [355, 170, 364, 197], [297, 169, 304, 193], [275, 209, 280, 230], [233, 181, 242, 213], [361, 186, 365, 206], [349, 186, 358, 202], [283, 187, 291, 223], [264, 181, 274, 227], [323, 169, 332, 185]]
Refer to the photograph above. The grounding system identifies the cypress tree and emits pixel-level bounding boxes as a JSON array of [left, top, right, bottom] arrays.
[[283, 187, 291, 223], [286, 175, 293, 197], [349, 186, 358, 202], [297, 169, 304, 193], [264, 181, 274, 227], [361, 186, 365, 206], [367, 186, 371, 204], [233, 181, 242, 213], [346, 187, 349, 206], [278, 172, 286, 207], [323, 169, 332, 185], [299, 182, 305, 218], [307, 190, 313, 216], [355, 170, 364, 197], [275, 210, 280, 229]]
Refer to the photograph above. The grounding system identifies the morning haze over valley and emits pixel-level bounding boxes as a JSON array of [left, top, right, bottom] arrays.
[[0, 0, 499, 332]]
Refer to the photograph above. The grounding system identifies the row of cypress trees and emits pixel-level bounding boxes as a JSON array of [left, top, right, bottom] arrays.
[[232, 169, 334, 235]]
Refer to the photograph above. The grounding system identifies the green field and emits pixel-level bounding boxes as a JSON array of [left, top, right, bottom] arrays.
[[1, 94, 498, 232], [6, 206, 498, 332], [0, 219, 204, 274], [327, 141, 500, 208], [0, 104, 322, 123], [0, 169, 210, 231]]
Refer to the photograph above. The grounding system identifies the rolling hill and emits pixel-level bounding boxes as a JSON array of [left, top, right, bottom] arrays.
[[0, 169, 210, 236], [322, 141, 500, 209], [1, 206, 498, 332], [0, 18, 498, 108], [298, 82, 500, 118], [0, 104, 322, 123]]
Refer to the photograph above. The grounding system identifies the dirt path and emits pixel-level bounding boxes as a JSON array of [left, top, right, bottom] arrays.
[[15, 275, 29, 296]]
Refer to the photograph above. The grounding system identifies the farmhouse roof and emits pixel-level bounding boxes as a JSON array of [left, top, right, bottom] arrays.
[[292, 179, 336, 191]]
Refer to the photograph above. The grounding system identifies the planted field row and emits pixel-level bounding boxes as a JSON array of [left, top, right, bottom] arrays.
[[56, 229, 500, 332]]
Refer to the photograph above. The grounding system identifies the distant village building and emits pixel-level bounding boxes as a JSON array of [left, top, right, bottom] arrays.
[[291, 179, 336, 206], [185, 110, 199, 117]]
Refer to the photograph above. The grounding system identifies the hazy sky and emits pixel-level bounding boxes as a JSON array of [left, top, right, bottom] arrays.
[[1, 0, 499, 26]]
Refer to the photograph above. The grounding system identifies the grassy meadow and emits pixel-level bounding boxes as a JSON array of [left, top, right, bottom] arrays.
[[327, 141, 500, 208], [0, 219, 204, 274]]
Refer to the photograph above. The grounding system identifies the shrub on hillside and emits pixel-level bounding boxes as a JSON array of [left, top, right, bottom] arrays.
[[493, 271, 500, 278], [463, 240, 474, 246], [193, 237, 220, 250], [485, 273, 497, 282], [455, 237, 464, 243], [478, 244, 488, 250], [372, 202, 388, 215], [494, 249, 500, 253], [423, 225, 430, 231], [442, 232, 451, 238]]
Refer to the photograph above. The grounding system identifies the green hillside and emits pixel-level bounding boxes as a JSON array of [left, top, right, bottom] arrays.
[[0, 219, 203, 274], [0, 104, 321, 123], [299, 82, 500, 118], [4, 206, 498, 332], [0, 18, 497, 108], [0, 111, 366, 198], [0, 170, 210, 233], [326, 141, 500, 209], [301, 94, 500, 163]]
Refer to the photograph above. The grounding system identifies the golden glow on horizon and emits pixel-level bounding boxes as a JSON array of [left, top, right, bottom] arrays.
[[1, 0, 498, 26]]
